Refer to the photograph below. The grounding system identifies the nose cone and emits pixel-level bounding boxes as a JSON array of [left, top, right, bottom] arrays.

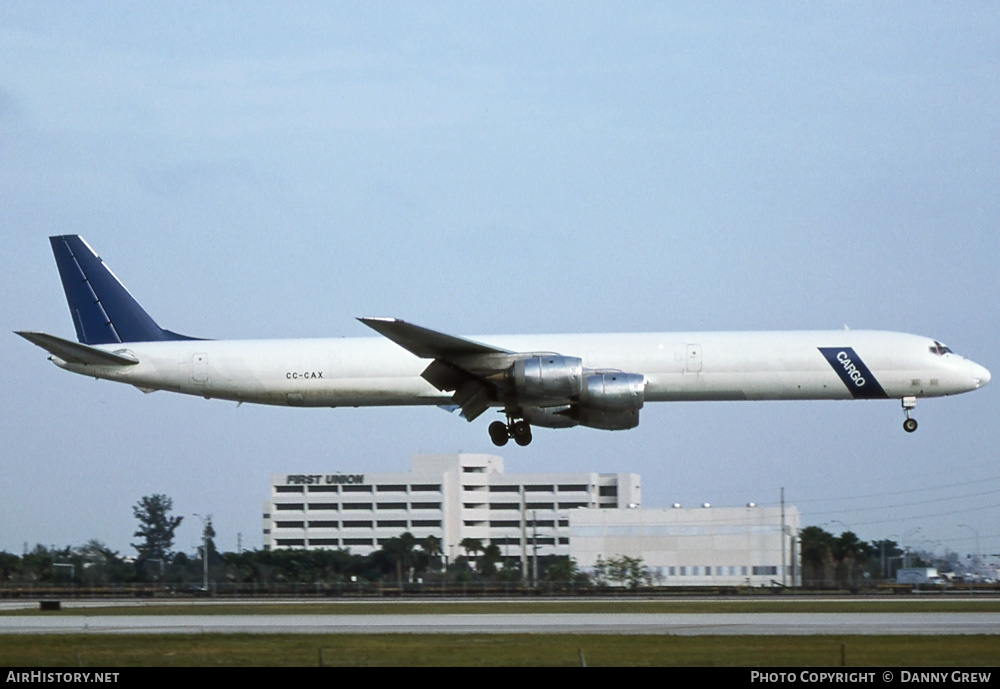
[[970, 361, 991, 389]]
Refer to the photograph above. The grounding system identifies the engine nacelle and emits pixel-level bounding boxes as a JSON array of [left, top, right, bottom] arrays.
[[512, 355, 584, 399], [575, 372, 645, 430], [522, 406, 580, 429]]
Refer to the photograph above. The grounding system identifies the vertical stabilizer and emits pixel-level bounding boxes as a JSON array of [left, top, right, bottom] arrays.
[[50, 235, 197, 344]]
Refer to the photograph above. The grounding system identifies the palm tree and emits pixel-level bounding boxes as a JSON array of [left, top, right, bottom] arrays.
[[480, 543, 502, 576], [378, 532, 417, 587], [833, 531, 870, 589], [799, 526, 835, 587], [420, 535, 443, 573], [459, 538, 484, 571]]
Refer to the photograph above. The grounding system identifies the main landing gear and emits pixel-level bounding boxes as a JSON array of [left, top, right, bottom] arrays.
[[902, 396, 918, 433], [489, 418, 533, 447]]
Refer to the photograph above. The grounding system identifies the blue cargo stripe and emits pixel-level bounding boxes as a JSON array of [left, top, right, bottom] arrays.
[[818, 347, 888, 399]]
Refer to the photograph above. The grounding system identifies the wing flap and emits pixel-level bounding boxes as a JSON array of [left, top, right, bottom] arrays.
[[15, 331, 139, 366], [421, 359, 470, 392], [452, 379, 494, 421], [420, 358, 498, 421]]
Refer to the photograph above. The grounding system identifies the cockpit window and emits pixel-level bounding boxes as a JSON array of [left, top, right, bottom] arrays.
[[929, 341, 953, 356]]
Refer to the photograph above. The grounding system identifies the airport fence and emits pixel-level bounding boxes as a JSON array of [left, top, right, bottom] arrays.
[[3, 579, 999, 600]]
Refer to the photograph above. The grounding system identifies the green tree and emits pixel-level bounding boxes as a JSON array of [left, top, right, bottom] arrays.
[[459, 538, 484, 572], [21, 544, 54, 583], [799, 526, 835, 587], [0, 551, 20, 583], [419, 535, 442, 574], [591, 556, 609, 587], [605, 555, 647, 588], [459, 538, 483, 559], [870, 539, 902, 580], [479, 543, 502, 576], [542, 556, 579, 588], [833, 531, 870, 589], [199, 516, 218, 564], [375, 532, 417, 586], [132, 494, 183, 566], [74, 540, 128, 585]]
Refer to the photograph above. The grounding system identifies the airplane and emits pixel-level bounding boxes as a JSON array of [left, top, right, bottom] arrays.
[[17, 235, 991, 447]]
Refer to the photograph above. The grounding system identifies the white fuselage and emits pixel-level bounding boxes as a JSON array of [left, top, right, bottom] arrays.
[[51, 330, 990, 408]]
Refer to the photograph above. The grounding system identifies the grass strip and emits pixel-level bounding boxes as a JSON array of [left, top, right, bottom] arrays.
[[2, 633, 998, 667]]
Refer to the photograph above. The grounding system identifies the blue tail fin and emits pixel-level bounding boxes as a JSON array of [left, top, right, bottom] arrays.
[[50, 235, 199, 344]]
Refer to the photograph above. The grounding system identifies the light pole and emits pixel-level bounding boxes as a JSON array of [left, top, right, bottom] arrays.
[[918, 540, 943, 572], [958, 524, 981, 579], [883, 534, 900, 581], [902, 527, 921, 569], [193, 513, 211, 593]]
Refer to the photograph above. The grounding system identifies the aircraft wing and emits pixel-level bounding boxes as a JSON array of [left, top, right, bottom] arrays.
[[16, 331, 139, 366], [358, 317, 519, 421], [357, 317, 512, 358]]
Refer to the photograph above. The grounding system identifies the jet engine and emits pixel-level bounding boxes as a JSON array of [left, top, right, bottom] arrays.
[[575, 372, 645, 430], [512, 355, 584, 398], [520, 371, 646, 431]]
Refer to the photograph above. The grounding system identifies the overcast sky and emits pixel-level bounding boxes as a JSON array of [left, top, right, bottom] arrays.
[[2, 3, 997, 562]]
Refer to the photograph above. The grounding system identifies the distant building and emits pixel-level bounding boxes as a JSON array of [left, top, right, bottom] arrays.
[[263, 453, 640, 561], [262, 452, 798, 586], [571, 504, 800, 587]]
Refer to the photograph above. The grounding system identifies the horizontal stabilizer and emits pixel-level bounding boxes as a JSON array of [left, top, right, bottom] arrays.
[[15, 331, 139, 366]]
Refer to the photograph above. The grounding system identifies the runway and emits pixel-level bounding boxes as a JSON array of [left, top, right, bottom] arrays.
[[3, 612, 999, 635]]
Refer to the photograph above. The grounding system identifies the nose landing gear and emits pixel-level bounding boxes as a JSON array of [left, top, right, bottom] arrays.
[[902, 396, 918, 433], [488, 417, 533, 446]]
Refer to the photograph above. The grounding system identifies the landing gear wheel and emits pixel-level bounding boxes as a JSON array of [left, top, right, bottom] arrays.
[[488, 421, 509, 446], [511, 420, 533, 446], [901, 396, 918, 433]]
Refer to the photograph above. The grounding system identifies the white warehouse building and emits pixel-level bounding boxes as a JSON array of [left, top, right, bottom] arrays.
[[572, 505, 800, 587], [263, 453, 799, 586]]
